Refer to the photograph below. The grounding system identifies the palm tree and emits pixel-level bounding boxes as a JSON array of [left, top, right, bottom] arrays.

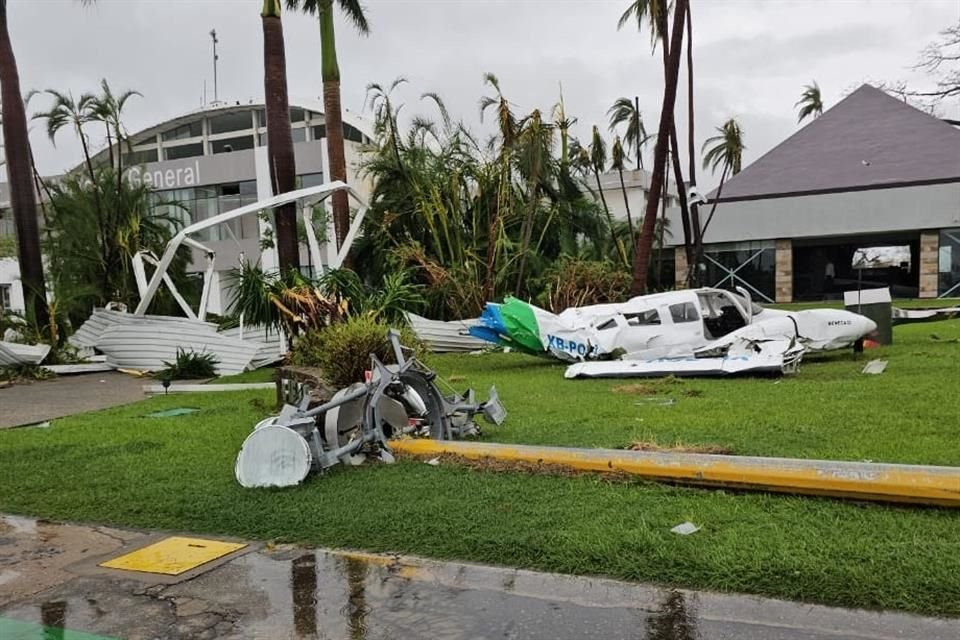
[[552, 85, 575, 166], [684, 1, 701, 285], [796, 81, 823, 123], [479, 72, 518, 300], [607, 96, 649, 170], [287, 0, 370, 251], [514, 109, 553, 295], [261, 0, 300, 272], [91, 79, 140, 174], [628, 0, 689, 294], [32, 90, 99, 184], [699, 118, 744, 236], [589, 125, 628, 267], [617, 0, 667, 50], [0, 0, 47, 327], [610, 135, 635, 240]]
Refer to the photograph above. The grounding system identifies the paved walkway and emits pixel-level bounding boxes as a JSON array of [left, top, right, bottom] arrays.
[[0, 514, 956, 639], [0, 372, 145, 429]]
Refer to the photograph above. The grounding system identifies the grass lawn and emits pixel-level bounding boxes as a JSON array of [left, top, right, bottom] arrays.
[[1, 317, 959, 615]]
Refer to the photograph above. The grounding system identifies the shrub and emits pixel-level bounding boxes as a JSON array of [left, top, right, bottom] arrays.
[[159, 348, 220, 380], [291, 315, 425, 388], [534, 258, 632, 313]]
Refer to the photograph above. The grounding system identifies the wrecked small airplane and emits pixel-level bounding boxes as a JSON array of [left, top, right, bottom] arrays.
[[470, 287, 877, 378]]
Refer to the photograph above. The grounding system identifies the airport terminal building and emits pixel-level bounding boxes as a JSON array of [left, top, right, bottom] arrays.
[[670, 85, 960, 303], [0, 99, 374, 314]]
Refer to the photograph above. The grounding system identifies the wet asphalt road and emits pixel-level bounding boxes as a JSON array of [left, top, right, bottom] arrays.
[[1, 514, 957, 639]]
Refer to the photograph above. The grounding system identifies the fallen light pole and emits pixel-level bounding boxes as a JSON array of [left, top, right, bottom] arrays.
[[390, 439, 960, 508]]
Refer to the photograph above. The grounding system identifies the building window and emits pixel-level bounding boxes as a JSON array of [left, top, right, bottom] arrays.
[[161, 121, 202, 141], [311, 124, 326, 140], [209, 135, 255, 154], [703, 240, 776, 303], [123, 148, 159, 166], [298, 173, 325, 188], [344, 123, 365, 143], [0, 284, 11, 311], [164, 142, 204, 161], [291, 127, 306, 143], [290, 107, 305, 122], [939, 228, 960, 298], [209, 111, 253, 135]]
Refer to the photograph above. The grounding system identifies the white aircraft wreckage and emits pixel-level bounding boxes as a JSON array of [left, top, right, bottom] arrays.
[[69, 182, 367, 376], [469, 287, 878, 379]]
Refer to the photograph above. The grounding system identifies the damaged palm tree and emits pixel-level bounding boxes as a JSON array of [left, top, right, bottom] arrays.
[[235, 330, 506, 488]]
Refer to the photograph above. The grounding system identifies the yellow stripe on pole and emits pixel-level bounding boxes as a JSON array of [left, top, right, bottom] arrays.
[[391, 439, 960, 508]]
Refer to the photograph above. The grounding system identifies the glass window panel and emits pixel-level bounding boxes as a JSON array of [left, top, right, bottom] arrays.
[[210, 135, 254, 154], [669, 302, 699, 323], [291, 127, 306, 143], [256, 109, 267, 127], [290, 107, 305, 122], [164, 142, 204, 161], [298, 173, 325, 188], [123, 148, 158, 165], [343, 123, 364, 143], [311, 124, 326, 140], [239, 181, 258, 195], [939, 228, 960, 296], [703, 241, 775, 302], [161, 121, 202, 141], [209, 111, 253, 135]]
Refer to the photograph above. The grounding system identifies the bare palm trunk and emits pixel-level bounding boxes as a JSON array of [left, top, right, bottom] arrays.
[[617, 167, 634, 240], [631, 0, 688, 295], [262, 4, 300, 272], [319, 1, 350, 250], [669, 125, 692, 289], [634, 95, 643, 171], [685, 1, 701, 287], [594, 168, 628, 267], [0, 0, 48, 327]]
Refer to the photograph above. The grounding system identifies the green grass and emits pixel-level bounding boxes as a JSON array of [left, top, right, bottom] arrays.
[[1, 321, 959, 615], [214, 367, 277, 384]]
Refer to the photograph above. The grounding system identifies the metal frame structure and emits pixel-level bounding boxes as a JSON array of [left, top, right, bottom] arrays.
[[940, 229, 960, 299], [133, 182, 368, 316], [704, 248, 775, 303]]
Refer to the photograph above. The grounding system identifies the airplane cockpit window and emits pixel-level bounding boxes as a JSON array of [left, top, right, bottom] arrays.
[[624, 309, 661, 326], [669, 302, 700, 323]]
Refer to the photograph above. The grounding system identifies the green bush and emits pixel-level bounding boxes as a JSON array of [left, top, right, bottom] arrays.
[[291, 316, 425, 388], [160, 348, 220, 380], [534, 257, 632, 313]]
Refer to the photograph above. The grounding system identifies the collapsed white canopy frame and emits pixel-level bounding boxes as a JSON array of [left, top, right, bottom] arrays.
[[133, 182, 368, 316]]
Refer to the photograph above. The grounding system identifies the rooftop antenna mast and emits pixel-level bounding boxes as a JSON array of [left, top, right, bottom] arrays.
[[210, 29, 219, 104]]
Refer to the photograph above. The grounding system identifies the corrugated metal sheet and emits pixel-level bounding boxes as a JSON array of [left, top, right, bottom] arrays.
[[406, 313, 487, 352], [0, 341, 51, 366], [220, 326, 285, 369], [97, 319, 257, 376]]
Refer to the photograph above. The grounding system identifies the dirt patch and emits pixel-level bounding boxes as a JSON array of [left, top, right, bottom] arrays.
[[611, 383, 660, 396], [627, 440, 734, 455], [397, 452, 637, 483]]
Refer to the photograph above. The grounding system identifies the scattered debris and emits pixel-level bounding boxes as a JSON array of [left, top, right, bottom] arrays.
[[862, 360, 888, 375], [670, 522, 700, 536], [143, 382, 274, 395], [612, 383, 660, 395], [634, 398, 676, 406], [447, 375, 466, 383], [425, 457, 441, 466], [235, 330, 507, 488]]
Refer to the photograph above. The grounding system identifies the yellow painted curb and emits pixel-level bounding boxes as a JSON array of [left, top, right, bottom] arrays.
[[391, 439, 960, 508]]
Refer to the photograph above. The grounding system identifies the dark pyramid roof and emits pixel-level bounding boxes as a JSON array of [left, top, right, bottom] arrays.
[[715, 84, 960, 201]]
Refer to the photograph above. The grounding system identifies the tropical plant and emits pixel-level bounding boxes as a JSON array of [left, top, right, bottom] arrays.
[[227, 262, 345, 337], [160, 348, 220, 380], [588, 125, 629, 267], [607, 96, 649, 170], [31, 89, 99, 185], [534, 257, 631, 313], [796, 81, 823, 123], [0, 0, 48, 328], [287, 0, 370, 250], [610, 135, 635, 240], [319, 267, 424, 324], [699, 117, 744, 237], [44, 169, 193, 327], [290, 315, 424, 387]]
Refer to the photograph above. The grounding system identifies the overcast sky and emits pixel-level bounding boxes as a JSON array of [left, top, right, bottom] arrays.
[[9, 0, 959, 188]]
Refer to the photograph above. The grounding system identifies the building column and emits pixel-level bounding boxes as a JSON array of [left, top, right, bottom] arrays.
[[919, 231, 939, 299], [775, 238, 793, 303], [674, 247, 688, 290]]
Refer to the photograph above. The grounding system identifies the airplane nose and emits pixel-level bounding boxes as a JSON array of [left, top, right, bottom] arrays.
[[860, 315, 878, 335]]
